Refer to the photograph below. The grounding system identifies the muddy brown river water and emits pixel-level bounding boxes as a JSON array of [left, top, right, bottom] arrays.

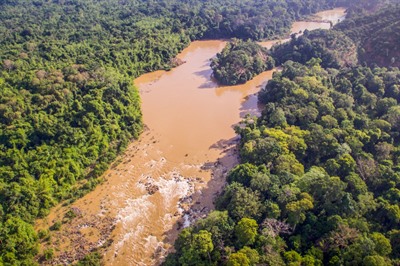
[[36, 8, 346, 265]]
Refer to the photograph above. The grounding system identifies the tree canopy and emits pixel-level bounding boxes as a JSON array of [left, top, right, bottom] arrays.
[[167, 4, 400, 263], [211, 39, 275, 85], [1, 0, 397, 264], [272, 5, 400, 68], [168, 58, 400, 266]]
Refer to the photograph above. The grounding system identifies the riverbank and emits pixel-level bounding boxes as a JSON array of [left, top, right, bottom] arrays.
[[35, 7, 347, 265]]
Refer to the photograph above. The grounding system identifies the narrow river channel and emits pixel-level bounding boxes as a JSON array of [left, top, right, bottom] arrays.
[[37, 8, 346, 266]]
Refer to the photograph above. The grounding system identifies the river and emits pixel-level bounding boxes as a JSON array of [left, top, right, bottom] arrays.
[[36, 7, 346, 266]]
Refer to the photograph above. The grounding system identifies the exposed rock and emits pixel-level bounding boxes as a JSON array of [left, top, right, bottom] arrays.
[[146, 183, 160, 195]]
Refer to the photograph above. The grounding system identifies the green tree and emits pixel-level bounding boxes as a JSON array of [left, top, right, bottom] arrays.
[[363, 255, 390, 266], [237, 246, 259, 265], [178, 230, 214, 266], [195, 211, 235, 247], [235, 218, 258, 248], [217, 182, 264, 221], [192, 230, 214, 263], [211, 39, 274, 85], [227, 252, 251, 266], [228, 163, 260, 186], [0, 217, 38, 264], [370, 232, 392, 256], [284, 250, 302, 266], [285, 193, 314, 228]]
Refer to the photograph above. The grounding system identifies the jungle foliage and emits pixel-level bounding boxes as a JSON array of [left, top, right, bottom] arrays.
[[0, 0, 352, 264], [211, 39, 275, 85], [335, 5, 400, 68], [272, 5, 400, 69], [271, 29, 358, 68], [167, 59, 400, 266], [167, 3, 400, 266]]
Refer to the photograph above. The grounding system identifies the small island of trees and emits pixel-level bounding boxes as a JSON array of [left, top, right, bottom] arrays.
[[211, 39, 275, 85], [166, 3, 400, 265]]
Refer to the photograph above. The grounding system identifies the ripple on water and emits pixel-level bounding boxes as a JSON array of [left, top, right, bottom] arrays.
[[112, 170, 194, 264], [36, 8, 347, 266]]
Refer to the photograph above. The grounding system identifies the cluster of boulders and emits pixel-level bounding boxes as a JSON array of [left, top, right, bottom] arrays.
[[139, 175, 160, 195], [146, 183, 160, 195], [44, 208, 116, 265]]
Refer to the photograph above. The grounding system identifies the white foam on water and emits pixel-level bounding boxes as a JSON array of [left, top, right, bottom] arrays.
[[145, 159, 157, 168], [136, 174, 150, 192], [161, 213, 173, 231], [147, 236, 168, 262], [181, 163, 203, 170], [113, 231, 133, 257], [136, 182, 147, 192], [116, 196, 153, 226], [182, 214, 191, 228], [111, 191, 126, 202], [144, 235, 161, 251], [96, 239, 106, 248], [155, 172, 193, 209], [113, 194, 154, 261], [112, 168, 195, 264]]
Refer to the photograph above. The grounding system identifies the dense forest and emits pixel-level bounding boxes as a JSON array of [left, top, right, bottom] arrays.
[[335, 5, 400, 68], [271, 29, 358, 69], [272, 5, 400, 69], [211, 39, 275, 85], [166, 4, 400, 266], [166, 61, 400, 266], [212, 2, 400, 86], [0, 0, 357, 264]]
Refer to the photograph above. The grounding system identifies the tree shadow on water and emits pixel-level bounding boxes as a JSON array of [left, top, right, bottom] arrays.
[[193, 69, 211, 78], [192, 69, 220, 89], [239, 93, 262, 118]]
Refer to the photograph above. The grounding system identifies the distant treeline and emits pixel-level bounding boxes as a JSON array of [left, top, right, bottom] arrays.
[[211, 1, 400, 86], [335, 5, 400, 68], [0, 0, 356, 264], [272, 5, 400, 69]]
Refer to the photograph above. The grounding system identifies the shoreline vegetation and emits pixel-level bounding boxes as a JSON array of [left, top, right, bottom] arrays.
[[0, 0, 396, 265], [211, 39, 275, 86], [166, 3, 400, 266]]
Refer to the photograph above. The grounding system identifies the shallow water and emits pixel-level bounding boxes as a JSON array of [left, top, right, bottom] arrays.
[[36, 7, 346, 265]]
